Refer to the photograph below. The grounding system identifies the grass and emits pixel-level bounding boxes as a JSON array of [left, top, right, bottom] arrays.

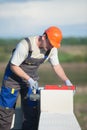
[[0, 38, 87, 63], [74, 88, 87, 130], [59, 45, 87, 62]]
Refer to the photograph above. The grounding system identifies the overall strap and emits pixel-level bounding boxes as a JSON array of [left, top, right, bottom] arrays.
[[25, 37, 32, 56], [44, 49, 51, 59]]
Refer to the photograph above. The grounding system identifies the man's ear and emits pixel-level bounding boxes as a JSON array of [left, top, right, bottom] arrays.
[[42, 34, 46, 40]]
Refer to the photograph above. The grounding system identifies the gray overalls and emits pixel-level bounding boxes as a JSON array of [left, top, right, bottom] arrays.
[[0, 38, 50, 130]]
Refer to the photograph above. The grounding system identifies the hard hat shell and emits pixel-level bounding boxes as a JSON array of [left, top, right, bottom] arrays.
[[45, 26, 62, 48]]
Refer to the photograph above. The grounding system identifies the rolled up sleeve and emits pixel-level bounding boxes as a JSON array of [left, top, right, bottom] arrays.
[[11, 41, 28, 66], [48, 48, 59, 66]]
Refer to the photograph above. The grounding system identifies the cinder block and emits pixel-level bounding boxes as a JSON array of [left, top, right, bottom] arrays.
[[38, 85, 81, 130], [41, 90, 73, 114]]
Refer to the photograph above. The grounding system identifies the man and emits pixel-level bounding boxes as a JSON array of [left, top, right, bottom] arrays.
[[0, 26, 72, 130]]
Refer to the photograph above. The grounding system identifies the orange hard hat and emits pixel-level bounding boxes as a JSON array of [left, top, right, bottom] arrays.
[[44, 26, 62, 48]]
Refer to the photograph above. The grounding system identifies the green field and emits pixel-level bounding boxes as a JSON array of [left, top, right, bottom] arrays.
[[0, 38, 87, 130], [0, 37, 87, 63]]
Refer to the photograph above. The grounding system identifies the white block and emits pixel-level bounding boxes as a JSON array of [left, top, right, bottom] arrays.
[[38, 112, 81, 130], [41, 90, 73, 114], [38, 89, 81, 130]]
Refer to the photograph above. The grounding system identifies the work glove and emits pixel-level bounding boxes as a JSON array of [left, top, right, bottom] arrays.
[[28, 78, 38, 90], [65, 79, 72, 86], [65, 79, 76, 95]]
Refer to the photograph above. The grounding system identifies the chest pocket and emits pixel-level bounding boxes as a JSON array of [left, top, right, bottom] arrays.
[[24, 57, 45, 66]]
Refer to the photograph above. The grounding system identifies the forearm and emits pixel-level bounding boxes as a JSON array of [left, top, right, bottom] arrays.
[[10, 64, 38, 89], [10, 64, 30, 81], [53, 64, 72, 85], [53, 64, 69, 82]]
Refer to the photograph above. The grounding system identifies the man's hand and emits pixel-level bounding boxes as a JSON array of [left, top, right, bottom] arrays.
[[65, 79, 73, 86], [65, 79, 76, 95], [28, 78, 38, 89]]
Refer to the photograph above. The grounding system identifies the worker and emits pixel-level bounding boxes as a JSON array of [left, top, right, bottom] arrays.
[[0, 26, 73, 130]]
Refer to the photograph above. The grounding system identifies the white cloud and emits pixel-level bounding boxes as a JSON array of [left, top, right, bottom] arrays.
[[0, 0, 87, 37]]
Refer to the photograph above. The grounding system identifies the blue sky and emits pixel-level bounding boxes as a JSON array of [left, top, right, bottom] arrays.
[[0, 0, 87, 38]]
